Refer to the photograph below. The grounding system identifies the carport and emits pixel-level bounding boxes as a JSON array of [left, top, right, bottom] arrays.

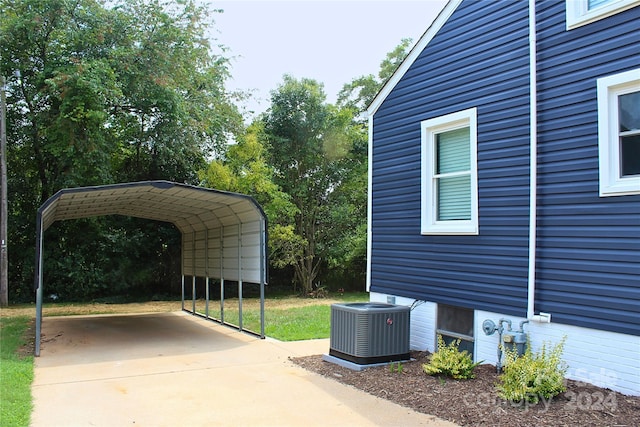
[[33, 180, 268, 356]]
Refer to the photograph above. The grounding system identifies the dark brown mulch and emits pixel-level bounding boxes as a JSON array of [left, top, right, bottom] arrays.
[[291, 351, 640, 427]]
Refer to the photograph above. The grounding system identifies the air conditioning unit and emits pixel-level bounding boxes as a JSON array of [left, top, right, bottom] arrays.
[[330, 302, 410, 365]]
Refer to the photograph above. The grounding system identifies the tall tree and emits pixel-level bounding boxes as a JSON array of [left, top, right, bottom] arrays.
[[322, 114, 368, 287], [263, 75, 359, 294], [199, 122, 299, 281], [109, 0, 243, 183], [320, 38, 415, 288]]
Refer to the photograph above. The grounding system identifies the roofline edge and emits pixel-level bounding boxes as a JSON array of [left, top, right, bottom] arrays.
[[366, 0, 462, 118]]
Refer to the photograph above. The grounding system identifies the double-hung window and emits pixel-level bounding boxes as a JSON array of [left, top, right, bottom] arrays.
[[421, 108, 478, 235], [597, 69, 640, 197], [566, 0, 639, 29]]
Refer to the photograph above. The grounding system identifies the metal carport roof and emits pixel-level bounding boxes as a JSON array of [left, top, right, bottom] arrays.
[[34, 180, 267, 356]]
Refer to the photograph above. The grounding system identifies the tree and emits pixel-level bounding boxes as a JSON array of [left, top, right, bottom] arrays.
[[262, 76, 361, 294], [0, 0, 241, 301], [337, 38, 413, 115], [319, 38, 415, 288], [322, 124, 368, 286], [199, 122, 299, 285], [108, 0, 243, 183]]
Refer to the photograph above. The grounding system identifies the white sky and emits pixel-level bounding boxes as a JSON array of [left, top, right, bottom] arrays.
[[211, 0, 448, 118]]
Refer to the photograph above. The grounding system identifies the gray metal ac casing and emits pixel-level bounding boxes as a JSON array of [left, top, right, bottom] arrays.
[[330, 303, 410, 364]]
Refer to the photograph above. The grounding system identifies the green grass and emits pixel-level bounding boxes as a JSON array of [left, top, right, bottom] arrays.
[[202, 305, 336, 340], [196, 292, 369, 341], [265, 305, 334, 340], [0, 316, 34, 427]]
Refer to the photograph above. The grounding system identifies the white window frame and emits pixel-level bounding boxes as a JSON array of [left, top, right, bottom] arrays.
[[566, 0, 639, 30], [597, 69, 640, 197], [421, 108, 478, 235]]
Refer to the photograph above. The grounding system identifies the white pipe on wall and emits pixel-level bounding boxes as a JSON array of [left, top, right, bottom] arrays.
[[527, 0, 550, 323], [366, 114, 374, 292]]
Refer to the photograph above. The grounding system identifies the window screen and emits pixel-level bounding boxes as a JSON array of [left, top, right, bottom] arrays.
[[436, 304, 474, 355]]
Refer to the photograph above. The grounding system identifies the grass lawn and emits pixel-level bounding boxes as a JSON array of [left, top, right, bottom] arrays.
[[271, 292, 368, 339], [193, 292, 368, 340], [0, 316, 34, 427], [0, 291, 369, 427]]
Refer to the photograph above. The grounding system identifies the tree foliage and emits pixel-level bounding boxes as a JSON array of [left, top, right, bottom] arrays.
[[261, 75, 366, 293], [337, 37, 413, 115], [199, 122, 299, 277]]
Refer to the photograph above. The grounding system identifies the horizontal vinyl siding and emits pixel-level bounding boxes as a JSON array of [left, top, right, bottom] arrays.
[[535, 1, 640, 335], [370, 0, 530, 316]]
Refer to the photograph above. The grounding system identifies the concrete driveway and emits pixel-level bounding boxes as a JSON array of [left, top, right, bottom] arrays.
[[31, 311, 456, 426]]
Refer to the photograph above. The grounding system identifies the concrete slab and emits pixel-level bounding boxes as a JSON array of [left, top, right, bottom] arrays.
[[321, 354, 412, 371], [31, 311, 457, 427]]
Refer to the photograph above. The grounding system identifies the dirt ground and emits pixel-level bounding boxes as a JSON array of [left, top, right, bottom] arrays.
[[291, 351, 640, 427], [2, 301, 183, 318]]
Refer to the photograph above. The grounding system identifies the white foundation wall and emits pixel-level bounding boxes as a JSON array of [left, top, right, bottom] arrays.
[[370, 293, 640, 396], [476, 310, 640, 397]]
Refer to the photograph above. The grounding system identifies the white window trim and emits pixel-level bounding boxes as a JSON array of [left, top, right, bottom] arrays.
[[597, 69, 640, 197], [421, 108, 478, 235], [566, 0, 639, 30]]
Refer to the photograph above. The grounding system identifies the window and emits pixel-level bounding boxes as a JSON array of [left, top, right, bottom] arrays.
[[436, 304, 474, 355], [566, 0, 639, 30], [421, 108, 478, 235], [597, 69, 640, 197]]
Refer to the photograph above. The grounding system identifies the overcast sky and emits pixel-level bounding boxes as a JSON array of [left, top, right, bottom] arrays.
[[211, 0, 448, 118]]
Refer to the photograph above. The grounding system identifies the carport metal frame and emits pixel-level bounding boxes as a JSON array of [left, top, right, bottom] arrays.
[[34, 181, 268, 356]]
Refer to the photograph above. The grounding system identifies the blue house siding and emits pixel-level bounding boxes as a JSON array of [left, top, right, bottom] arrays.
[[534, 1, 640, 336], [371, 0, 640, 337], [370, 0, 531, 316]]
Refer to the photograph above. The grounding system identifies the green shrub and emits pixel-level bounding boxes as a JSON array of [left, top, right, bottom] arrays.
[[497, 336, 568, 404], [422, 335, 482, 379]]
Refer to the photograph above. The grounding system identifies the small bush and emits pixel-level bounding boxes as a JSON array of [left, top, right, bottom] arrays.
[[389, 361, 404, 374], [497, 336, 568, 404], [422, 335, 482, 379]]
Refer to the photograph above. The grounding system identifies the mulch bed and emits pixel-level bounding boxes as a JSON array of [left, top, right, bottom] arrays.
[[291, 351, 640, 427]]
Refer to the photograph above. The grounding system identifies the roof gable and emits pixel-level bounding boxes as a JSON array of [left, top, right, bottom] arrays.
[[366, 0, 462, 117]]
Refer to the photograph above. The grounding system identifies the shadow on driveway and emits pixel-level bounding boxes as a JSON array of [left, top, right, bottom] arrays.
[[37, 312, 247, 366]]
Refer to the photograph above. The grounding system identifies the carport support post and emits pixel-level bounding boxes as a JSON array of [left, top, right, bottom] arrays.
[[238, 279, 243, 331], [220, 227, 224, 323], [205, 229, 209, 319], [34, 214, 44, 356], [260, 218, 266, 339], [192, 276, 196, 314], [205, 277, 210, 319], [237, 224, 243, 331], [191, 231, 196, 314], [181, 275, 185, 311], [220, 277, 224, 322]]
